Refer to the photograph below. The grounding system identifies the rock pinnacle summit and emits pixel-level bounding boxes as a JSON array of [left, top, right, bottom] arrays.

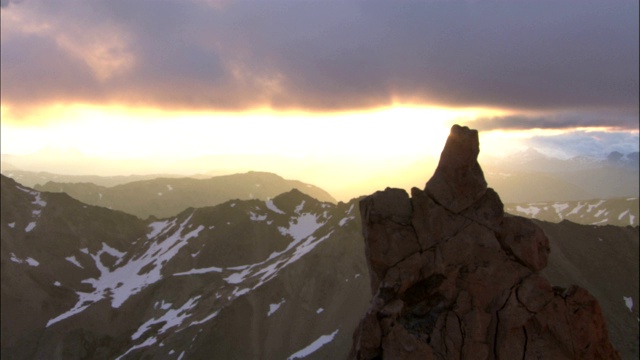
[[351, 125, 619, 359]]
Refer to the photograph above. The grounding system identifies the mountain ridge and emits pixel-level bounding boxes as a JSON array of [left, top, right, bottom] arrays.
[[31, 171, 336, 219], [2, 126, 638, 360]]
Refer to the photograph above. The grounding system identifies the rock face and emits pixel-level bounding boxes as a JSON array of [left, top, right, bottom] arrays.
[[351, 125, 620, 359]]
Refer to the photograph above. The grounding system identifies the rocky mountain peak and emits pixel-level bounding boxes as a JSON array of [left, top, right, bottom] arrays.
[[351, 125, 620, 359], [425, 124, 487, 213]]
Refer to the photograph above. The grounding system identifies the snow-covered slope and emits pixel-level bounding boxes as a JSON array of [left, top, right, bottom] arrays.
[[2, 175, 638, 359], [1, 175, 367, 359], [505, 197, 639, 226]]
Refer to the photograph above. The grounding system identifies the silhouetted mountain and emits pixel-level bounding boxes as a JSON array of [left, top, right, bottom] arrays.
[[33, 172, 336, 219]]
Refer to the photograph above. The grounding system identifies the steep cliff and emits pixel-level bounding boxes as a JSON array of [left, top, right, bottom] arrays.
[[351, 125, 620, 359]]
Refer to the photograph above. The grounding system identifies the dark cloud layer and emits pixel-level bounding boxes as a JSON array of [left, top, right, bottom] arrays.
[[469, 110, 640, 131], [2, 0, 639, 121]]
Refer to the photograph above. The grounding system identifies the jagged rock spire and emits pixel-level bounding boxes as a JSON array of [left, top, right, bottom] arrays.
[[351, 125, 619, 359], [425, 124, 487, 213]]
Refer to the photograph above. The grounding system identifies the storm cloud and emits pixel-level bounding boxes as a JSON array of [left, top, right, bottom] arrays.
[[2, 0, 639, 121]]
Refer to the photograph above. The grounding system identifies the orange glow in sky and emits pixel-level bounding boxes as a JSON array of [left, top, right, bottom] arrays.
[[0, 103, 515, 200], [1, 103, 501, 159], [3, 103, 630, 201]]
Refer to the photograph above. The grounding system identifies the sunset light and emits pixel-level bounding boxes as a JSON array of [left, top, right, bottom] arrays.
[[1, 1, 638, 358]]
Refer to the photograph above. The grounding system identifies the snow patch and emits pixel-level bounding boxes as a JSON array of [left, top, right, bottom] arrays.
[[594, 209, 607, 218], [102, 244, 126, 264], [54, 281, 61, 286], [31, 192, 47, 207], [155, 300, 172, 310], [116, 336, 157, 360], [147, 219, 175, 239], [189, 310, 220, 326], [250, 211, 267, 221], [8, 222, 15, 228], [339, 216, 354, 226], [316, 308, 324, 314], [618, 209, 630, 220], [515, 205, 540, 217], [346, 203, 355, 214], [131, 296, 200, 341], [10, 253, 39, 266], [224, 267, 252, 284], [265, 199, 285, 214], [166, 184, 173, 191], [25, 222, 37, 232], [566, 202, 586, 216], [278, 213, 324, 242], [586, 200, 605, 212], [268, 298, 285, 317], [233, 287, 250, 297], [66, 256, 84, 268], [174, 266, 223, 276], [552, 203, 569, 216], [46, 214, 205, 326], [287, 329, 339, 360], [624, 296, 634, 312]]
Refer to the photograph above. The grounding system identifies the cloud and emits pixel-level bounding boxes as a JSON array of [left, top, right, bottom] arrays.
[[468, 110, 640, 131], [0, 0, 22, 9], [1, 0, 639, 119]]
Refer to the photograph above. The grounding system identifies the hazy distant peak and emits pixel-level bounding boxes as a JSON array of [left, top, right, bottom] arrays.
[[0, 161, 20, 172], [32, 146, 87, 159], [607, 151, 624, 162], [515, 147, 548, 160]]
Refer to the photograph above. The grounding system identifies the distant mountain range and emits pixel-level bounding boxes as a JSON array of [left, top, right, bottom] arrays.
[[1, 174, 638, 359], [29, 172, 336, 219], [0, 169, 189, 189], [482, 148, 639, 203], [506, 197, 639, 227], [2, 146, 638, 203]]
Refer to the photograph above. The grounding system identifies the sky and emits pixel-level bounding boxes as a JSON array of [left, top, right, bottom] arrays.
[[1, 0, 638, 198]]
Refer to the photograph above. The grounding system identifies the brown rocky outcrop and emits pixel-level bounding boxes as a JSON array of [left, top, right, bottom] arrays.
[[350, 125, 620, 359]]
